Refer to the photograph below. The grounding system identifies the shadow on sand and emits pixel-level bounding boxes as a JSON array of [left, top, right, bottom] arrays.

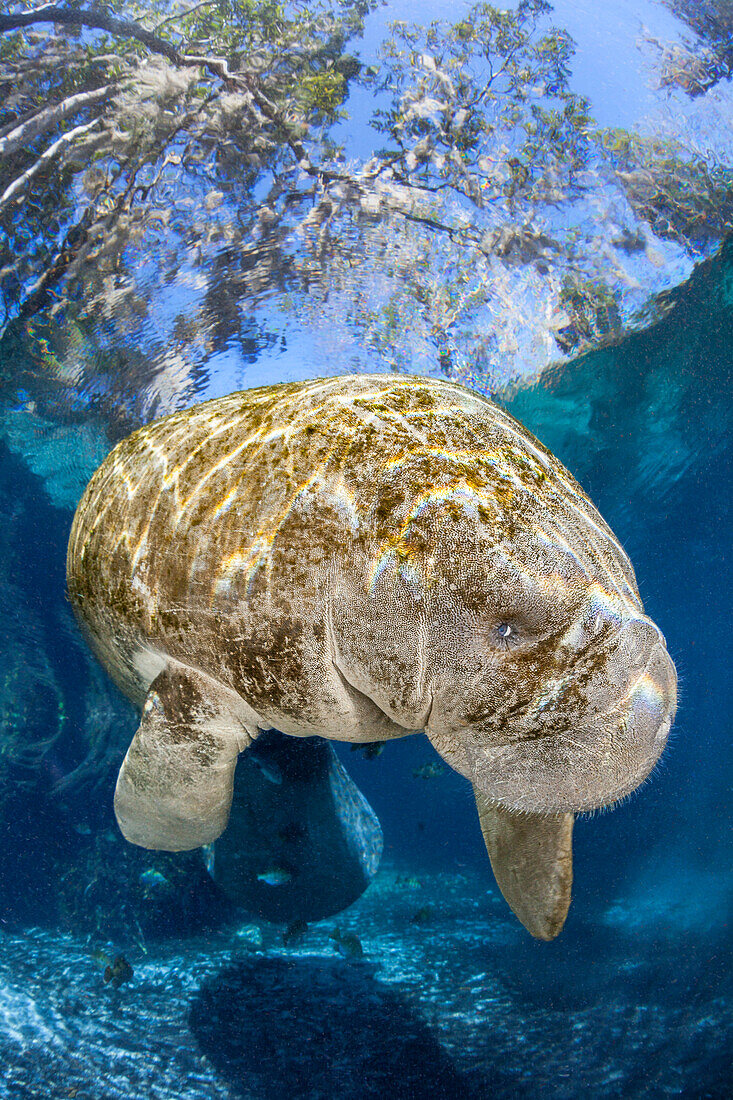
[[189, 955, 481, 1099]]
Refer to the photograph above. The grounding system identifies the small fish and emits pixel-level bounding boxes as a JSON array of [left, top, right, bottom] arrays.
[[350, 741, 386, 759], [282, 919, 308, 946], [396, 874, 423, 889], [412, 761, 445, 780], [256, 867, 292, 887], [235, 924, 264, 947], [410, 905, 433, 925], [90, 948, 112, 968], [250, 753, 283, 785], [138, 868, 171, 897], [329, 927, 364, 959], [103, 955, 133, 989]]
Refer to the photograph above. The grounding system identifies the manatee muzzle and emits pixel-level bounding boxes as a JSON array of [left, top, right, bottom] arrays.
[[469, 620, 677, 815]]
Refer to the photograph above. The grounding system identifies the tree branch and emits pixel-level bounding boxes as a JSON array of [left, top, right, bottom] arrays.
[[0, 6, 182, 64], [0, 5, 234, 84], [0, 84, 113, 160], [153, 1, 218, 34], [0, 118, 101, 215], [0, 6, 329, 185], [10, 92, 219, 323]]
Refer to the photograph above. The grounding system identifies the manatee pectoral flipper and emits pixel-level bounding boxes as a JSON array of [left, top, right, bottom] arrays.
[[114, 661, 254, 852], [474, 790, 574, 941]]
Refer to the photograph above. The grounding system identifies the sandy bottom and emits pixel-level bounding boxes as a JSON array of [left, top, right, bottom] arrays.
[[0, 867, 730, 1099]]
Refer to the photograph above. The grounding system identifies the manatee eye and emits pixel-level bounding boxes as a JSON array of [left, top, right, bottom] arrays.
[[496, 622, 514, 648]]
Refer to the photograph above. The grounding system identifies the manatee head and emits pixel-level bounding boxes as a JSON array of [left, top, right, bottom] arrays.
[[333, 422, 677, 819], [422, 513, 677, 816]]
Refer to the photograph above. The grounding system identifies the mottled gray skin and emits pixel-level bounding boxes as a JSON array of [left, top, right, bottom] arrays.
[[67, 375, 677, 939]]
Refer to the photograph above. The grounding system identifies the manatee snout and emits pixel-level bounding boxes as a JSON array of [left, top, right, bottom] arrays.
[[623, 627, 677, 757], [570, 613, 677, 811], [467, 613, 677, 815]]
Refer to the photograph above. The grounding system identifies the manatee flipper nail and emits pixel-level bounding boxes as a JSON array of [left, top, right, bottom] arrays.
[[114, 661, 252, 851], [475, 789, 573, 941]]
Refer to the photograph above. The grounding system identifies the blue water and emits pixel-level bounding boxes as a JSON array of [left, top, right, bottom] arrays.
[[0, 1, 731, 1097], [0, 242, 728, 1100]]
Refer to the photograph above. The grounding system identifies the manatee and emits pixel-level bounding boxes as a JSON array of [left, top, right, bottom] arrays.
[[209, 730, 383, 923], [66, 374, 677, 939]]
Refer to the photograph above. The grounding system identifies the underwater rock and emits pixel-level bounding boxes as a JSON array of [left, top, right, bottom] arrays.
[[210, 731, 383, 923], [67, 374, 677, 940]]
